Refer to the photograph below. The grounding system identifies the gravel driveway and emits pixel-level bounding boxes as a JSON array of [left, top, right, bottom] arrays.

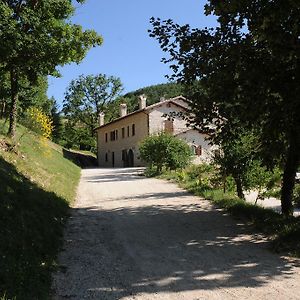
[[52, 168, 300, 300]]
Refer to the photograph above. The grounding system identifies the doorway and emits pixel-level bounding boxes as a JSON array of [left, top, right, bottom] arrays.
[[127, 149, 134, 167]]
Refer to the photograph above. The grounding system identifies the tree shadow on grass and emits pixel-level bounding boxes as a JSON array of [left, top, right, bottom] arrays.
[[53, 199, 300, 299], [0, 156, 69, 300]]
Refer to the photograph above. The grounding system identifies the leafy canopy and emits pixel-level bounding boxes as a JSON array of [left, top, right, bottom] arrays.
[[0, 0, 102, 138], [149, 0, 300, 215], [63, 74, 123, 133], [62, 74, 123, 151], [0, 0, 102, 78]]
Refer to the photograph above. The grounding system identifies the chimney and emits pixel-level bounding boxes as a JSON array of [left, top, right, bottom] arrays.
[[160, 96, 165, 102], [98, 112, 105, 126], [138, 94, 147, 110], [120, 103, 127, 117]]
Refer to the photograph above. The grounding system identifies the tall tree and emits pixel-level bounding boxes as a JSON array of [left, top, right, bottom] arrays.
[[0, 0, 102, 138], [63, 74, 123, 136], [149, 0, 300, 215]]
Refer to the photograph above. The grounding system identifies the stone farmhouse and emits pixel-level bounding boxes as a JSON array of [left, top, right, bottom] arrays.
[[95, 95, 215, 167]]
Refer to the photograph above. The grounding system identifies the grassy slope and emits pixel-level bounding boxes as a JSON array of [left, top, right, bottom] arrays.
[[0, 120, 81, 299]]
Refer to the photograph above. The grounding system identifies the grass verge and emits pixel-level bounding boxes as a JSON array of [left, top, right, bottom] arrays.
[[154, 166, 300, 257], [0, 119, 81, 299]]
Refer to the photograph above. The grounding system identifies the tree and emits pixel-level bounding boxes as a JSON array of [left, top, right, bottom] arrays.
[[213, 132, 256, 199], [0, 0, 102, 138], [0, 71, 50, 119], [139, 133, 192, 173], [48, 97, 63, 143], [63, 74, 123, 136], [214, 130, 279, 200], [149, 0, 300, 216]]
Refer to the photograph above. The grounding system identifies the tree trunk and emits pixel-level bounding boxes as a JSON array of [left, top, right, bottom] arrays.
[[234, 176, 244, 199], [281, 133, 300, 216], [8, 68, 18, 139]]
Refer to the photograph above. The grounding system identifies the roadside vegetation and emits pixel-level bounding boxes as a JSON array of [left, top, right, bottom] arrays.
[[150, 1, 300, 216], [139, 133, 192, 173], [0, 119, 81, 299], [147, 164, 300, 257]]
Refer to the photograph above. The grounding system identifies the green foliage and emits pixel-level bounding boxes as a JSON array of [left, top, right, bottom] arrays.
[[62, 74, 123, 150], [0, 119, 81, 299], [0, 73, 50, 119], [123, 82, 185, 110], [49, 97, 63, 144], [213, 131, 282, 199], [62, 122, 96, 152], [139, 133, 192, 173], [150, 1, 300, 215], [0, 0, 103, 137]]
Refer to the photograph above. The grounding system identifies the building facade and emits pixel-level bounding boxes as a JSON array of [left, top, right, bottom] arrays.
[[95, 96, 215, 167]]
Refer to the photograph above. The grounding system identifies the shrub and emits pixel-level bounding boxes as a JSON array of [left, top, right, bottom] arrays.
[[139, 133, 192, 173], [22, 107, 53, 139]]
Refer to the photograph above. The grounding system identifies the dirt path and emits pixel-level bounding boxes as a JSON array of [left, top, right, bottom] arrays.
[[52, 168, 300, 300]]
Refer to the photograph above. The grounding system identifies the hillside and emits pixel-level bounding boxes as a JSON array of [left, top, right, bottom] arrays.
[[0, 119, 81, 299]]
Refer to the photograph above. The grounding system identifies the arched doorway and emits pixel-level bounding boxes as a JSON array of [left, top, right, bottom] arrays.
[[127, 149, 134, 167]]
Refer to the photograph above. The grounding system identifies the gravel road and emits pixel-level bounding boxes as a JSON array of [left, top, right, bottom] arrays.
[[52, 168, 300, 300]]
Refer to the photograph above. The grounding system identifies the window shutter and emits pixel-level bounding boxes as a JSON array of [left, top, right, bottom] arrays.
[[164, 120, 174, 133], [196, 145, 202, 156]]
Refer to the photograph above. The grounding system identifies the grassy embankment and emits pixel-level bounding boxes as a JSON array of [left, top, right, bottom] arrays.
[[0, 119, 81, 299], [148, 165, 300, 257]]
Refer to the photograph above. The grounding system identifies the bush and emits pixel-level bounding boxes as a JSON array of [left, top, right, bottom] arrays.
[[139, 133, 192, 173], [22, 107, 53, 139]]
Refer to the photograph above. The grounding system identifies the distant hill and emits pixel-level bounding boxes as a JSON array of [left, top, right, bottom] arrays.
[[0, 120, 84, 299], [123, 82, 185, 107], [105, 82, 185, 122]]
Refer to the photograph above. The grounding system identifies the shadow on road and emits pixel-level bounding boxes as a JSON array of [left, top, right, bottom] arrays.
[[85, 168, 146, 183], [54, 191, 299, 299]]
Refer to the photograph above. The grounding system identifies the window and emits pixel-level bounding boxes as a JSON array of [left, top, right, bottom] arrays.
[[122, 149, 127, 161], [164, 120, 174, 133], [105, 152, 108, 162], [110, 131, 116, 141], [132, 124, 135, 136], [122, 127, 125, 138], [127, 126, 130, 137], [110, 130, 119, 141], [105, 133, 108, 143]]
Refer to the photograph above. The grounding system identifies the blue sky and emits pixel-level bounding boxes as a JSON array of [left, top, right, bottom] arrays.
[[47, 0, 217, 107]]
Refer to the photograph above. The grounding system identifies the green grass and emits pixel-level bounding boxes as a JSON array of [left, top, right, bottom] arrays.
[[155, 166, 300, 257], [0, 119, 81, 299]]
